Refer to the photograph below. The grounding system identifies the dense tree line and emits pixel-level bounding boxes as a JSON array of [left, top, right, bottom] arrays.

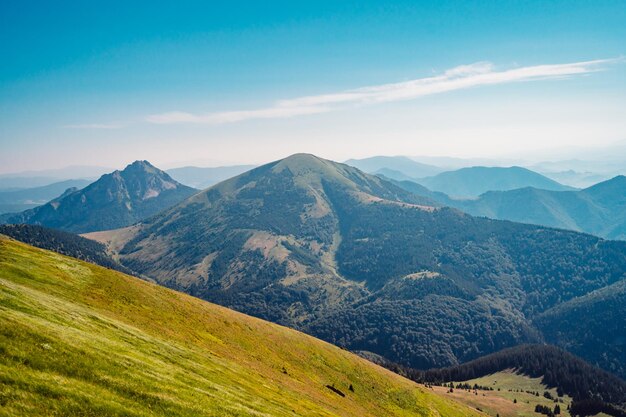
[[306, 296, 539, 370], [407, 345, 626, 415], [329, 185, 626, 310], [321, 184, 626, 374], [534, 404, 560, 417], [535, 279, 626, 379], [570, 399, 626, 417]]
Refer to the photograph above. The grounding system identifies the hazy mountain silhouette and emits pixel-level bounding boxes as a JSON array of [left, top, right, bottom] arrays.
[[2, 161, 198, 233], [393, 175, 626, 240], [416, 166, 574, 198]]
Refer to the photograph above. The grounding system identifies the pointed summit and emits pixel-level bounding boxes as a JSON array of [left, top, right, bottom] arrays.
[[115, 152, 438, 286], [200, 153, 436, 207], [123, 160, 159, 174], [2, 161, 197, 233], [129, 159, 153, 168]]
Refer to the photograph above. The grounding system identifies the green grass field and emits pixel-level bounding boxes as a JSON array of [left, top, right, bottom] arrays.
[[431, 370, 610, 417], [0, 235, 482, 417]]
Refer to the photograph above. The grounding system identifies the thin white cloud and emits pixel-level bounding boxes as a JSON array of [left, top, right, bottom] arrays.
[[147, 106, 327, 124], [62, 123, 125, 129], [146, 58, 619, 125]]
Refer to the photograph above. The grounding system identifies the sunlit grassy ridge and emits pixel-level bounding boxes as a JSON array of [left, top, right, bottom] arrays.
[[0, 236, 481, 417]]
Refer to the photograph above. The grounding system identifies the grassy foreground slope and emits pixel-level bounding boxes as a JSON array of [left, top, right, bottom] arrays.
[[0, 236, 480, 417]]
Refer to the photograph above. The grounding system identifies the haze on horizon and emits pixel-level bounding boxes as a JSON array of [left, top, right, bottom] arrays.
[[1, 1, 625, 174]]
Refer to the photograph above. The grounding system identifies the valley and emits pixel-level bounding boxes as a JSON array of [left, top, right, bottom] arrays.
[[1, 155, 625, 416], [2, 3, 624, 415], [77, 154, 626, 380]]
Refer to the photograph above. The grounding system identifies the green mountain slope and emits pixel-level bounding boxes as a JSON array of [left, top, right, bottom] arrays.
[[2, 161, 198, 233], [417, 166, 574, 198], [456, 187, 593, 232], [535, 279, 626, 379], [0, 236, 481, 417], [91, 154, 626, 376]]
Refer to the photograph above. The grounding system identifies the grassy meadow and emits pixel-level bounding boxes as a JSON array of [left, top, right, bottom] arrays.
[[430, 370, 613, 417], [0, 235, 482, 417]]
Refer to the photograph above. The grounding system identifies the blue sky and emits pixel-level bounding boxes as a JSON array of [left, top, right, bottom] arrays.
[[1, 1, 625, 172]]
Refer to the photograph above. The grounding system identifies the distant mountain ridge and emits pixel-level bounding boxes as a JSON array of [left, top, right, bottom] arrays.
[[166, 164, 257, 189], [88, 154, 626, 377], [0, 179, 91, 214], [344, 156, 443, 179], [416, 166, 574, 198], [539, 169, 611, 188], [392, 175, 626, 240], [1, 161, 198, 233], [0, 165, 113, 190]]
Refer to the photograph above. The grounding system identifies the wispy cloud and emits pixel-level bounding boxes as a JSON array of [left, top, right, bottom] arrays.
[[147, 58, 619, 125], [147, 106, 327, 125], [62, 123, 125, 129]]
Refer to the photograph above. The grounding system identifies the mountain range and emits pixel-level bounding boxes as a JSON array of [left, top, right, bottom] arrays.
[[391, 175, 626, 240], [83, 154, 626, 378], [1, 161, 198, 233], [0, 179, 91, 214], [538, 169, 612, 188], [344, 156, 443, 179], [415, 166, 575, 198], [0, 235, 480, 417], [345, 158, 576, 198], [166, 164, 257, 189], [0, 165, 112, 190]]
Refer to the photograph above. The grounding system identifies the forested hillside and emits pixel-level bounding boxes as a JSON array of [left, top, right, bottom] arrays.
[[88, 154, 626, 376], [535, 279, 626, 378]]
